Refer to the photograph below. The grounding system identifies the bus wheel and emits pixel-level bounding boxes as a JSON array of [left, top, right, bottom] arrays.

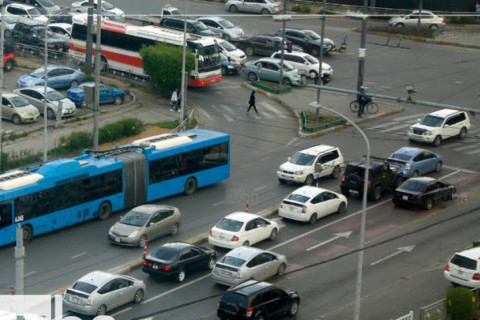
[[23, 225, 33, 243], [98, 202, 112, 220], [184, 178, 197, 196]]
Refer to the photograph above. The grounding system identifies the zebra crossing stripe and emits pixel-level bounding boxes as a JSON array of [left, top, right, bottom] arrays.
[[452, 144, 480, 152], [379, 123, 413, 133], [392, 113, 425, 122], [259, 101, 286, 116], [465, 148, 480, 155], [370, 121, 398, 129], [220, 104, 235, 115], [198, 109, 214, 121], [223, 114, 235, 122]]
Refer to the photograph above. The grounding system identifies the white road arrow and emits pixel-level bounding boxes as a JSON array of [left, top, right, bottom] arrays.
[[370, 245, 416, 266], [306, 231, 353, 251]]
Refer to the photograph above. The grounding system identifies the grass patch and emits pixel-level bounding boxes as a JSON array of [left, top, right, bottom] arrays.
[[4, 131, 29, 141], [1, 150, 43, 172], [155, 119, 180, 129], [303, 111, 343, 127], [291, 4, 311, 13]]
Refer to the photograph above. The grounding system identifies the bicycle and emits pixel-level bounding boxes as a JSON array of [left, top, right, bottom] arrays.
[[349, 99, 379, 114]]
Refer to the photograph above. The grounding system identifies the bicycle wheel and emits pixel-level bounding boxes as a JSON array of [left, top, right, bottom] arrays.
[[349, 100, 359, 113], [367, 102, 379, 114]]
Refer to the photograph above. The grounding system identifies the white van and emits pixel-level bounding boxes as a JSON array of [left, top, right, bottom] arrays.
[[270, 51, 333, 80], [444, 247, 480, 288], [277, 145, 343, 185]]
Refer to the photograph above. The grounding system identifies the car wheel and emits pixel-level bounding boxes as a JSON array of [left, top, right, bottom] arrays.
[[4, 59, 14, 72], [395, 23, 405, 29], [229, 4, 238, 13], [184, 177, 197, 196], [412, 170, 420, 177], [98, 201, 112, 220], [176, 269, 186, 283], [458, 127, 467, 140], [247, 72, 258, 81], [70, 80, 79, 88], [282, 78, 292, 86], [23, 225, 33, 243], [12, 115, 21, 125], [309, 70, 318, 79], [80, 100, 87, 108], [433, 135, 442, 147], [337, 202, 346, 214], [245, 46, 254, 56], [304, 174, 314, 186], [114, 96, 124, 105], [242, 240, 250, 246], [425, 198, 433, 210], [308, 213, 317, 225], [311, 46, 320, 56], [138, 235, 147, 248], [435, 162, 442, 173], [133, 289, 144, 303], [4, 29, 11, 39], [278, 178, 286, 184], [288, 299, 300, 317], [276, 263, 286, 276], [47, 108, 55, 120], [429, 24, 439, 30], [96, 305, 107, 316], [370, 185, 382, 201], [207, 256, 216, 269], [223, 34, 231, 42], [269, 228, 278, 241], [170, 223, 180, 236], [331, 165, 341, 179], [261, 8, 270, 15]]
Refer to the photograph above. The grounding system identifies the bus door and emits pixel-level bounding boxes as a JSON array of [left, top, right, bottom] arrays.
[[118, 153, 147, 208]]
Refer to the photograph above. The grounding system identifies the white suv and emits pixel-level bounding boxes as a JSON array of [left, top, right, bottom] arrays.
[[444, 247, 480, 288], [270, 51, 333, 80], [408, 109, 471, 147], [277, 145, 344, 185]]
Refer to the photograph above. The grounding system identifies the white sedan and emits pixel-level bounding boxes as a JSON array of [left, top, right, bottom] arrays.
[[208, 212, 279, 249], [71, 0, 125, 17], [279, 186, 347, 224]]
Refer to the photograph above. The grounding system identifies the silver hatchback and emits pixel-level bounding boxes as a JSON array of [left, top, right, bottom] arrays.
[[211, 246, 287, 286], [225, 0, 283, 15], [63, 271, 146, 316], [108, 204, 182, 247]]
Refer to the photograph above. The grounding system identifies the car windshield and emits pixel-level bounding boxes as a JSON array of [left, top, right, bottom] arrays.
[[216, 218, 243, 232], [399, 179, 427, 192], [265, 0, 276, 3], [390, 153, 413, 161], [305, 55, 318, 64], [153, 247, 179, 261], [27, 8, 42, 17], [286, 193, 310, 203], [289, 152, 316, 166], [420, 115, 444, 127], [222, 256, 246, 267], [305, 30, 321, 40], [170, 9, 182, 15], [120, 211, 149, 227], [282, 61, 294, 71], [72, 281, 97, 294], [193, 21, 208, 31], [9, 96, 30, 108], [102, 1, 115, 10], [46, 91, 64, 101], [451, 254, 477, 270], [38, 0, 55, 7], [220, 40, 236, 52], [30, 67, 46, 78], [218, 19, 234, 29]]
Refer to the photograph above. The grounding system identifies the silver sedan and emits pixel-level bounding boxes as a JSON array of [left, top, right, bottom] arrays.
[[211, 246, 287, 286]]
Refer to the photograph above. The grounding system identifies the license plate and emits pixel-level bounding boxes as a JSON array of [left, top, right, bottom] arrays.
[[69, 296, 80, 304], [350, 190, 359, 195], [402, 196, 408, 200], [115, 237, 120, 243], [152, 265, 158, 270], [220, 270, 232, 276], [218, 235, 225, 240]]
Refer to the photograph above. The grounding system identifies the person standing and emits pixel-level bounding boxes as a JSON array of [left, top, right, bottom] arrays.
[[170, 88, 179, 112], [247, 90, 258, 114]]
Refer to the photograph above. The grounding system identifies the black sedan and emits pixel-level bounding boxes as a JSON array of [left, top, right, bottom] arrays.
[[237, 34, 302, 57], [142, 242, 217, 282], [392, 177, 455, 210]]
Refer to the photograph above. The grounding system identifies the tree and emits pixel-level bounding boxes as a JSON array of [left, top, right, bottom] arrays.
[[140, 43, 195, 98]]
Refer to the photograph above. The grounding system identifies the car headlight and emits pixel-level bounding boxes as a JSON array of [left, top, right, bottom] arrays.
[[294, 170, 304, 175], [408, 127, 414, 133], [128, 231, 138, 238], [424, 131, 433, 136]]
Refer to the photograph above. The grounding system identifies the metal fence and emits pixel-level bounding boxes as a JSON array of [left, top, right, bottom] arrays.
[[419, 299, 447, 320], [392, 310, 414, 320]]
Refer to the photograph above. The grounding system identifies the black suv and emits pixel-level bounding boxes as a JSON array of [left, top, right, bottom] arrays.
[[275, 28, 335, 56], [217, 280, 300, 320], [159, 17, 221, 37], [12, 19, 69, 58], [340, 156, 401, 201], [237, 34, 301, 57]]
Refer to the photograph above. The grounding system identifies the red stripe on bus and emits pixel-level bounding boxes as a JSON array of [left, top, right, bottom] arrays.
[[189, 75, 222, 87], [70, 45, 143, 68]]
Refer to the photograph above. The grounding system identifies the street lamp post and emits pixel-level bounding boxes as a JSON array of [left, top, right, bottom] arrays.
[[0, 0, 6, 171], [310, 101, 370, 320], [180, 0, 188, 130], [43, 17, 50, 162], [273, 15, 291, 90], [315, 0, 327, 121], [93, 0, 102, 148]]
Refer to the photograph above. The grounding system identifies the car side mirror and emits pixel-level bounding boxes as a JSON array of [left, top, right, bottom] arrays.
[[417, 118, 421, 122], [444, 124, 450, 128], [287, 157, 291, 161], [7, 104, 13, 108], [148, 222, 155, 227], [315, 163, 324, 171]]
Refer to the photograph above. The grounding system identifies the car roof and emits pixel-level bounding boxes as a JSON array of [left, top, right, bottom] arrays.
[[256, 57, 283, 64], [290, 186, 327, 198], [41, 65, 71, 71], [225, 246, 266, 261], [7, 3, 36, 10], [274, 50, 311, 58], [228, 280, 273, 295], [16, 18, 44, 26], [300, 144, 336, 156], [162, 16, 199, 23], [198, 16, 224, 22], [255, 34, 282, 40], [160, 242, 192, 251], [410, 10, 435, 14], [347, 158, 384, 169], [131, 204, 176, 214], [405, 177, 436, 183], [77, 271, 117, 287], [225, 212, 260, 222], [390, 147, 423, 157], [455, 247, 480, 260], [22, 86, 57, 92], [428, 108, 464, 118]]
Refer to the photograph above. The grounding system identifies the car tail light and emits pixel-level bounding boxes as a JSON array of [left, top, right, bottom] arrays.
[[209, 230, 213, 237], [246, 307, 254, 317], [394, 192, 400, 197], [162, 265, 172, 272], [75, 93, 83, 97], [442, 18, 446, 24], [274, 5, 278, 9], [473, 273, 480, 281], [231, 235, 239, 242], [411, 195, 418, 200], [142, 260, 152, 268], [405, 163, 410, 170], [342, 175, 346, 181], [301, 206, 307, 213], [218, 300, 221, 307], [279, 202, 284, 209], [444, 264, 450, 272]]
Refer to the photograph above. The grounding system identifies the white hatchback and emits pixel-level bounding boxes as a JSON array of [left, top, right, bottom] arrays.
[[208, 212, 279, 249], [279, 186, 347, 224]]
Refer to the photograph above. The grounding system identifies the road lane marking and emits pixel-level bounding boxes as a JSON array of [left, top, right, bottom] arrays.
[[260, 156, 270, 161], [379, 123, 412, 133], [220, 104, 235, 115], [213, 201, 224, 207], [465, 149, 480, 155], [25, 271, 37, 277], [223, 114, 235, 122], [369, 121, 397, 129], [370, 245, 416, 266], [253, 185, 267, 192], [198, 109, 214, 122], [283, 137, 298, 149], [71, 252, 87, 259], [452, 144, 480, 152], [306, 231, 353, 252], [392, 113, 424, 122], [111, 307, 132, 317], [142, 274, 210, 304]]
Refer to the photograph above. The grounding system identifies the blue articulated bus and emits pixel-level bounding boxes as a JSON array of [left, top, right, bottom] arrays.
[[0, 129, 229, 246]]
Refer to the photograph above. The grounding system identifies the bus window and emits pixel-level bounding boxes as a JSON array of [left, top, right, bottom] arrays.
[[0, 201, 12, 228]]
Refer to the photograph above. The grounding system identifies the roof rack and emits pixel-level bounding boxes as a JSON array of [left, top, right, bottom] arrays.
[[85, 146, 145, 158]]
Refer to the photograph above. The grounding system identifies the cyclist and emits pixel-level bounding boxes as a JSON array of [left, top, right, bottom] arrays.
[[357, 86, 371, 118]]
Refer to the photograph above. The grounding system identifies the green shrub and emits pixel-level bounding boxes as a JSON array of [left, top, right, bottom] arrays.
[[291, 4, 311, 13], [156, 120, 180, 129], [99, 118, 144, 143], [447, 287, 474, 320], [49, 132, 93, 156]]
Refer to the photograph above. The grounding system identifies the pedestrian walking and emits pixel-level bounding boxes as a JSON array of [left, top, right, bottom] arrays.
[[170, 88, 179, 112], [247, 90, 258, 114], [357, 86, 371, 118]]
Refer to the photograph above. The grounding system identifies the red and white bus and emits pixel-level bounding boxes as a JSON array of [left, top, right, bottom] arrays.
[[70, 14, 222, 87]]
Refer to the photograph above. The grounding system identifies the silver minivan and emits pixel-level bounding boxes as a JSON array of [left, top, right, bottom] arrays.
[[225, 0, 283, 15]]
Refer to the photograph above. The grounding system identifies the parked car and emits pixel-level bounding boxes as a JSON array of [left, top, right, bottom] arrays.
[[444, 247, 480, 288], [0, 15, 17, 39], [159, 17, 221, 38], [10, 0, 61, 15], [218, 39, 247, 65], [225, 0, 283, 15], [277, 145, 343, 185], [217, 280, 300, 319], [197, 16, 244, 42], [17, 65, 83, 89], [276, 28, 336, 56], [242, 57, 302, 86], [392, 177, 455, 210], [220, 53, 241, 76], [208, 212, 279, 249], [12, 19, 69, 58], [2, 92, 40, 124], [67, 82, 125, 107], [161, 4, 182, 16], [48, 8, 80, 24], [47, 23, 72, 41], [237, 34, 301, 57], [271, 51, 333, 80], [279, 186, 347, 224], [389, 10, 445, 30], [340, 156, 402, 201], [408, 109, 471, 147], [142, 242, 217, 282], [3, 43, 15, 72], [63, 271, 145, 316], [386, 147, 443, 179], [5, 3, 48, 23], [211, 246, 287, 286], [14, 86, 77, 119], [108, 205, 181, 247], [71, 0, 125, 17]]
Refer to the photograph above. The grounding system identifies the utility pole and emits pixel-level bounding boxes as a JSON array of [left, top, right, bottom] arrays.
[[0, 0, 5, 172], [315, 0, 327, 121], [180, 0, 188, 130], [356, 0, 368, 96], [15, 225, 25, 295], [43, 18, 49, 162], [85, 0, 94, 76], [277, 0, 287, 91], [417, 0, 423, 33], [93, 1, 101, 148]]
